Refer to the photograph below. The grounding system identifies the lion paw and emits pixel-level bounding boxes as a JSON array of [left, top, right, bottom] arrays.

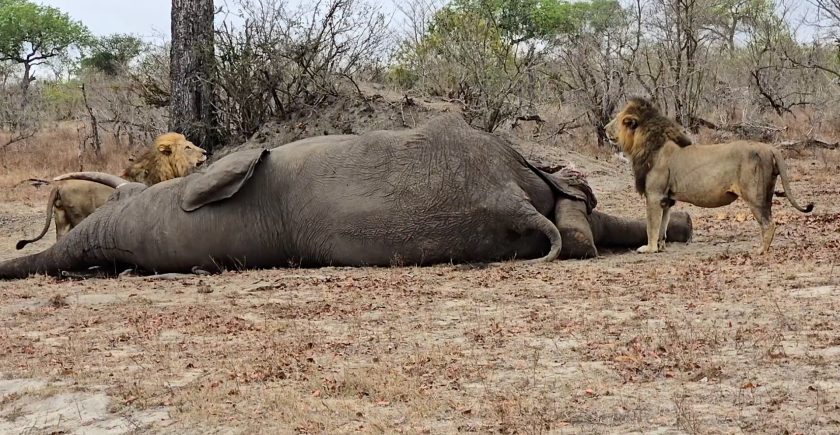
[[636, 245, 659, 254]]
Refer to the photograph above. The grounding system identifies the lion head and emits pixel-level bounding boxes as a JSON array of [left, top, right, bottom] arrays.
[[605, 97, 692, 193], [122, 133, 208, 185]]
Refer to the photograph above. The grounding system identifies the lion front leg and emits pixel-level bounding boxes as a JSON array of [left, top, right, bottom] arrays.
[[638, 196, 666, 253]]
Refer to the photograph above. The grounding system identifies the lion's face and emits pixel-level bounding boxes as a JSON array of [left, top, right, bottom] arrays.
[[156, 133, 208, 171], [605, 106, 641, 156]]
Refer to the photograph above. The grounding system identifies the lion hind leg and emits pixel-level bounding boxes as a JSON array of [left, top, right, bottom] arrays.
[[747, 202, 775, 253], [742, 167, 777, 253], [659, 206, 672, 250], [54, 207, 72, 240]]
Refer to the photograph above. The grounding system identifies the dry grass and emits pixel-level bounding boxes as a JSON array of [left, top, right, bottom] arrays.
[[0, 122, 136, 203]]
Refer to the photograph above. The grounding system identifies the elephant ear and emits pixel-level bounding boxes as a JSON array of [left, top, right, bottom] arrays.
[[181, 148, 270, 212]]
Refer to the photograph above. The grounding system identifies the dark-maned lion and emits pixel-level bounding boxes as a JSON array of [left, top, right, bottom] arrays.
[[17, 133, 207, 250], [605, 97, 813, 254]]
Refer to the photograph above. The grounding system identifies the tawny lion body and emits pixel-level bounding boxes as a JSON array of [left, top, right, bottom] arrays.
[[17, 133, 207, 250], [605, 97, 813, 254]]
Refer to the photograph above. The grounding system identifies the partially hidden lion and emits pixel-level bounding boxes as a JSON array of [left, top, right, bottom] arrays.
[[17, 133, 208, 250], [605, 97, 813, 254]]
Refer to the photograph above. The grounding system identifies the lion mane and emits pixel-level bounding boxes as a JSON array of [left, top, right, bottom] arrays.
[[615, 97, 693, 193], [122, 132, 206, 184]]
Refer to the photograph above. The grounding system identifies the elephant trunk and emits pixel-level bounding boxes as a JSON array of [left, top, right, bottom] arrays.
[[0, 244, 80, 279], [0, 207, 121, 279], [0, 254, 43, 279]]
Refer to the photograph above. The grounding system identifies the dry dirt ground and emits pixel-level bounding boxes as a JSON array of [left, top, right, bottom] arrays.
[[0, 145, 839, 434]]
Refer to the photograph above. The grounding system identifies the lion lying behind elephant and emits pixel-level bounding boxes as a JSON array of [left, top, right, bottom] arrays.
[[16, 133, 208, 250], [605, 97, 813, 254]]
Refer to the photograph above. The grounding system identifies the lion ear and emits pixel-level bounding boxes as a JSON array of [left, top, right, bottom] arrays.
[[157, 142, 173, 155], [670, 127, 693, 147], [674, 133, 692, 147], [622, 117, 638, 129]]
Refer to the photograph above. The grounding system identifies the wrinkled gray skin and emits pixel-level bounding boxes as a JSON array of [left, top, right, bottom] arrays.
[[0, 115, 692, 279]]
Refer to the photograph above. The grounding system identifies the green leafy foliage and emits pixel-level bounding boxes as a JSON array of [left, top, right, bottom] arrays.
[[389, 0, 625, 131], [41, 79, 82, 119], [0, 0, 90, 64], [709, 0, 774, 25], [395, 2, 527, 130], [440, 0, 623, 43], [81, 34, 146, 75], [705, 0, 776, 50]]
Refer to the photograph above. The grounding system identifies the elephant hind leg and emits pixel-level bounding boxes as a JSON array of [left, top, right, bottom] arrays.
[[497, 187, 562, 264], [554, 198, 597, 259], [517, 210, 562, 264]]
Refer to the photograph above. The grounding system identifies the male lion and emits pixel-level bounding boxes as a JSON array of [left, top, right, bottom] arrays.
[[605, 97, 813, 254], [17, 133, 207, 249]]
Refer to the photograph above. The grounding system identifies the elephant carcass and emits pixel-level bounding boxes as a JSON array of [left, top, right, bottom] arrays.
[[0, 115, 692, 278]]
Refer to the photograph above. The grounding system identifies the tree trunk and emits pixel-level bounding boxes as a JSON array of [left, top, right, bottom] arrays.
[[170, 0, 219, 151], [81, 83, 102, 155], [595, 125, 606, 148], [21, 62, 33, 102]]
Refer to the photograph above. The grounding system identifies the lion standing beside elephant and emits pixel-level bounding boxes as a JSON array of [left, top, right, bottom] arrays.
[[606, 97, 813, 254], [16, 132, 208, 250]]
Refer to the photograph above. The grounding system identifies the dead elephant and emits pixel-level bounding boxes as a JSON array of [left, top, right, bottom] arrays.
[[0, 115, 692, 279]]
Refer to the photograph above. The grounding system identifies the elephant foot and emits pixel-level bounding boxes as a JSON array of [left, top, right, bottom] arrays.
[[554, 198, 597, 259], [559, 228, 598, 259], [666, 212, 693, 243]]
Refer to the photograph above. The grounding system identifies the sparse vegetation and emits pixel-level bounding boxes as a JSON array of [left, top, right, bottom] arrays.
[[1, 0, 837, 155]]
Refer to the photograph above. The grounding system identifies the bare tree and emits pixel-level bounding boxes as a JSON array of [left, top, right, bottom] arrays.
[[703, 0, 775, 52], [545, 0, 642, 147], [792, 0, 840, 79], [170, 0, 219, 150], [636, 0, 713, 129], [811, 0, 840, 24], [213, 0, 389, 143], [0, 86, 41, 149]]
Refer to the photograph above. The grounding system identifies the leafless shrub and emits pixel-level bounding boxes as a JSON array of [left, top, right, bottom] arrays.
[[128, 41, 172, 109], [213, 0, 390, 143], [0, 86, 43, 149], [86, 73, 168, 147], [543, 0, 643, 147]]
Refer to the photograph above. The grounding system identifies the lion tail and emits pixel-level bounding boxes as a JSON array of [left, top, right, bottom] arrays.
[[16, 186, 60, 250], [772, 148, 814, 213]]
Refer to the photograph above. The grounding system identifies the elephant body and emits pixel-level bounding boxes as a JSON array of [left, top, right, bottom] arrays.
[[0, 115, 692, 279]]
